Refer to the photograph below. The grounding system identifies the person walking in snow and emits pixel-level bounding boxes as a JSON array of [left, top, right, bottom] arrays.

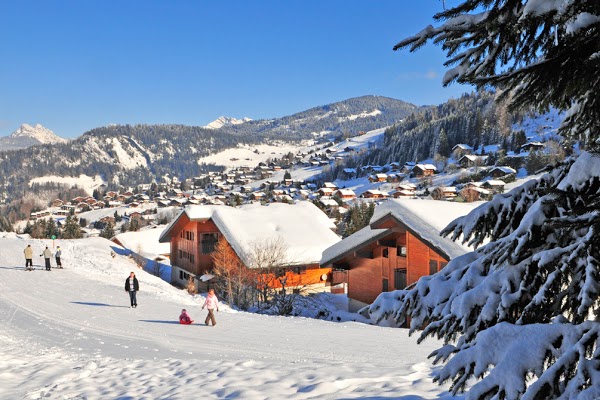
[[202, 288, 219, 326], [124, 271, 139, 308], [179, 309, 193, 325], [41, 246, 52, 271], [55, 246, 63, 269], [24, 245, 34, 271]]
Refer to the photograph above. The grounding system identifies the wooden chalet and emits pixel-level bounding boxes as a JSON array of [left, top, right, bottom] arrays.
[[51, 199, 64, 207], [458, 155, 488, 168], [361, 189, 388, 199], [159, 202, 341, 292], [488, 166, 517, 178], [320, 199, 476, 312], [333, 189, 356, 201], [411, 164, 437, 177]]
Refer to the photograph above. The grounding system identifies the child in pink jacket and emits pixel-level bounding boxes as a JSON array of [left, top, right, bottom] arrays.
[[202, 289, 219, 326], [179, 309, 193, 325]]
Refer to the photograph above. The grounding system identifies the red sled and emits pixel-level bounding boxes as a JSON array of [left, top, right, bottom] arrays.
[[179, 319, 194, 325]]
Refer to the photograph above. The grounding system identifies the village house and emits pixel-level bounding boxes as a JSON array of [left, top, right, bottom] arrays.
[[51, 199, 64, 208], [411, 164, 437, 177], [333, 189, 356, 201], [481, 180, 505, 194], [368, 174, 388, 183], [158, 202, 341, 292], [320, 199, 477, 312], [460, 184, 491, 202], [488, 166, 517, 178], [520, 141, 545, 153], [458, 155, 488, 168], [317, 187, 335, 197], [361, 189, 388, 199], [431, 186, 457, 200], [452, 143, 474, 156]]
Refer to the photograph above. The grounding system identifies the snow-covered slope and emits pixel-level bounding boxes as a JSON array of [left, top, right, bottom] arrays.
[[0, 123, 67, 151], [204, 116, 252, 129], [0, 237, 457, 399]]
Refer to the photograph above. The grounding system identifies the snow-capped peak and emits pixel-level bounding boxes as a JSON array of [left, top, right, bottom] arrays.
[[204, 116, 252, 130], [10, 123, 67, 144]]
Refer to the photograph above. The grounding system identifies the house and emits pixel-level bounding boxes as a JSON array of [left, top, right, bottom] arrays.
[[452, 144, 474, 155], [249, 192, 266, 201], [317, 187, 334, 197], [459, 186, 491, 202], [320, 199, 478, 312], [431, 186, 457, 200], [158, 202, 341, 291], [361, 190, 388, 199], [520, 141, 545, 152], [411, 164, 437, 177], [481, 180, 505, 194], [488, 166, 517, 178], [333, 189, 356, 201], [323, 182, 339, 190], [51, 199, 64, 208], [368, 174, 388, 183], [458, 155, 488, 168]]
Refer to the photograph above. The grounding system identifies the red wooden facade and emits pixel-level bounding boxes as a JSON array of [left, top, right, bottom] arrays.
[[323, 215, 449, 311], [164, 213, 332, 290]]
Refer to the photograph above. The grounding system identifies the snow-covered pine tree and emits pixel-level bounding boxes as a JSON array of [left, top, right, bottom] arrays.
[[364, 1, 600, 399]]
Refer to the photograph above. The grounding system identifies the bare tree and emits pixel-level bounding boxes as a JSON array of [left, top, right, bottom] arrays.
[[211, 237, 252, 309]]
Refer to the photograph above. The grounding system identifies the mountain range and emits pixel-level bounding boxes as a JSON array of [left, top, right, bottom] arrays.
[[0, 124, 67, 151], [0, 95, 419, 200]]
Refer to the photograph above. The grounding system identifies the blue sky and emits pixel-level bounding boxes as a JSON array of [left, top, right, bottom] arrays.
[[0, 1, 471, 138]]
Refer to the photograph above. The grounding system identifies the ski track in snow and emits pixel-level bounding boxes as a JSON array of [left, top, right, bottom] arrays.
[[0, 237, 459, 399]]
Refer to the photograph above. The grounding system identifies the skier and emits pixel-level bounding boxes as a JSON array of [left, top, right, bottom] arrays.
[[24, 244, 33, 271], [124, 271, 139, 308], [179, 309, 193, 325], [55, 246, 63, 269], [201, 289, 219, 326], [41, 246, 52, 271]]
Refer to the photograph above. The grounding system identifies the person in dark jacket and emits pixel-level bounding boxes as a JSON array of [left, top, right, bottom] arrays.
[[124, 272, 139, 308]]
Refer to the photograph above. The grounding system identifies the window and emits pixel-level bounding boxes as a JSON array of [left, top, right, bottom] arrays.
[[179, 249, 183, 259], [293, 266, 307, 275], [397, 246, 407, 257], [394, 268, 407, 290], [179, 271, 190, 281], [201, 233, 218, 254], [429, 260, 438, 275], [440, 261, 448, 270], [382, 248, 389, 258], [190, 254, 195, 264], [382, 279, 389, 292]]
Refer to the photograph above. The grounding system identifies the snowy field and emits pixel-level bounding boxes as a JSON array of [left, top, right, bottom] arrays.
[[0, 237, 459, 399], [28, 175, 106, 196]]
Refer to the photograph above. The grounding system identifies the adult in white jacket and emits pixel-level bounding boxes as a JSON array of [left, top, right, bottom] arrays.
[[42, 246, 52, 271]]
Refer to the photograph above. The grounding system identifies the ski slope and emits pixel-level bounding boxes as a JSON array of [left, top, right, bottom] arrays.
[[0, 237, 459, 399]]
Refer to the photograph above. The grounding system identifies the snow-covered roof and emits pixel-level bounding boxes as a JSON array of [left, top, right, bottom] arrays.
[[114, 226, 171, 258], [160, 202, 340, 266], [371, 199, 481, 259], [490, 166, 517, 174], [414, 163, 437, 171], [320, 225, 391, 266], [483, 180, 506, 186]]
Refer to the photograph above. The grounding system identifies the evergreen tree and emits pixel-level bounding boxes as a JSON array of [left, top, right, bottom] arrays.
[[437, 128, 450, 157], [100, 222, 115, 239], [45, 218, 59, 239], [283, 170, 292, 180], [365, 1, 600, 399], [61, 215, 83, 239]]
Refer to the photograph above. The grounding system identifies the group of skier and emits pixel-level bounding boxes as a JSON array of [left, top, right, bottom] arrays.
[[23, 244, 62, 271], [124, 271, 220, 326]]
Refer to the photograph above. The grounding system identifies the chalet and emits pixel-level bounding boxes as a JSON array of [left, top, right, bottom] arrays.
[[386, 173, 403, 183], [333, 189, 356, 201], [250, 192, 267, 201], [391, 189, 416, 198], [51, 199, 64, 208], [389, 162, 401, 171], [368, 174, 387, 183], [481, 180, 505, 194], [320, 199, 477, 312], [158, 202, 341, 292], [459, 186, 491, 202], [452, 144, 474, 156], [361, 189, 388, 199], [411, 164, 437, 177], [431, 186, 457, 200], [323, 182, 339, 190], [488, 166, 517, 178], [320, 198, 339, 208], [116, 195, 128, 203], [458, 155, 488, 168], [317, 187, 334, 197], [520, 141, 545, 152], [106, 191, 118, 199]]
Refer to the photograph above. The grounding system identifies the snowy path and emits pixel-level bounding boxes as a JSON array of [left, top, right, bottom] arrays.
[[0, 237, 458, 399]]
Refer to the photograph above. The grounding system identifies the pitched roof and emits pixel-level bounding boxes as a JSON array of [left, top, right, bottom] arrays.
[[159, 202, 340, 266], [320, 225, 391, 266], [370, 199, 479, 259]]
